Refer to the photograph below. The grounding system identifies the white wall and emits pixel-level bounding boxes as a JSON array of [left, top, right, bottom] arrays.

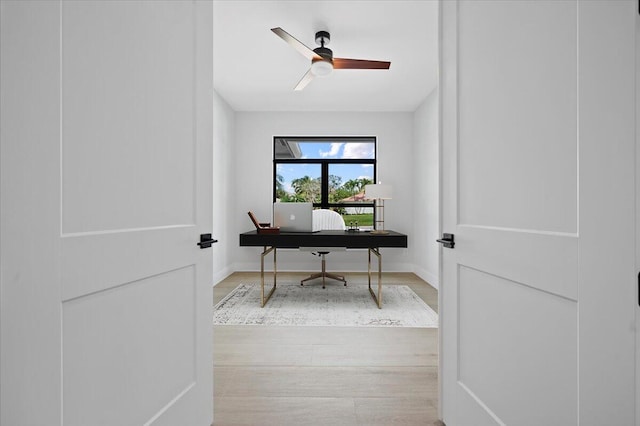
[[232, 111, 415, 272], [412, 88, 439, 288], [212, 91, 235, 284]]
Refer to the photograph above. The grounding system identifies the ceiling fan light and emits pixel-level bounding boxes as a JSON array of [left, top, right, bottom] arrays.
[[311, 60, 333, 77]]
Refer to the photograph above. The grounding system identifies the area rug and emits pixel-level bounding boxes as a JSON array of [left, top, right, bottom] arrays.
[[213, 283, 438, 328]]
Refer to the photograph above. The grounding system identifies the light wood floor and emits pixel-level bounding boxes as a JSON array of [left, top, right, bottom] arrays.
[[213, 272, 441, 426]]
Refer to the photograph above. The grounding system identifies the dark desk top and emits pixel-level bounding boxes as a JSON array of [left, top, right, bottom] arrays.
[[239, 230, 408, 249]]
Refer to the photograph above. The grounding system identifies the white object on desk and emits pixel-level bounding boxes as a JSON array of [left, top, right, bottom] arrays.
[[364, 183, 392, 234], [273, 202, 313, 232]]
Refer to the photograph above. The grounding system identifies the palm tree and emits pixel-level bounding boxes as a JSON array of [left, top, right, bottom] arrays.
[[291, 176, 321, 202], [343, 177, 372, 195], [275, 173, 286, 199], [340, 177, 373, 215]]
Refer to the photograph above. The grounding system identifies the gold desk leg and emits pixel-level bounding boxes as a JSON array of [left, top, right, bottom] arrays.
[[261, 246, 277, 307], [368, 247, 382, 309]]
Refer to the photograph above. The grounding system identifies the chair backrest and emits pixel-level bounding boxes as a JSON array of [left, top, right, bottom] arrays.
[[312, 209, 346, 231]]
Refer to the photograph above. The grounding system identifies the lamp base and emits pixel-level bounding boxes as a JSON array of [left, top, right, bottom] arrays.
[[370, 230, 389, 235]]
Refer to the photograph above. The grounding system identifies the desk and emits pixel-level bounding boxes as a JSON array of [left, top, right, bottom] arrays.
[[239, 230, 408, 308]]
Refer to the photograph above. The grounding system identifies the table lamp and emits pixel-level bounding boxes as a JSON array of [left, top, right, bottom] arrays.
[[365, 183, 392, 234]]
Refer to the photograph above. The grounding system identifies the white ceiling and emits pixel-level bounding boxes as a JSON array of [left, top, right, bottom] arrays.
[[213, 1, 439, 112]]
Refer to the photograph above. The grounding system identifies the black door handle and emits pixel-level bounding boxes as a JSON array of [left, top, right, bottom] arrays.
[[436, 233, 455, 249], [197, 233, 218, 249]]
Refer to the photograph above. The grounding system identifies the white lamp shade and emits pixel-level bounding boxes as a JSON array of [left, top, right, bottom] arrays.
[[365, 184, 392, 200]]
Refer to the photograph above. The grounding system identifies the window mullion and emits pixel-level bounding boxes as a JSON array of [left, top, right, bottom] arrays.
[[321, 162, 329, 208]]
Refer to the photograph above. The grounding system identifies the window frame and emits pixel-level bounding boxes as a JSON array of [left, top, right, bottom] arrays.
[[272, 136, 377, 212]]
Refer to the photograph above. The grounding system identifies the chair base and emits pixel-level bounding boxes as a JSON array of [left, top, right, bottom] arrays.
[[300, 254, 347, 289]]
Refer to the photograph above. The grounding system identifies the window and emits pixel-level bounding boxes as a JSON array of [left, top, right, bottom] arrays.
[[273, 136, 376, 229]]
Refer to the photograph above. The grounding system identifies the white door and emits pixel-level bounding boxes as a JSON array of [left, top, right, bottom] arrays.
[[440, 1, 636, 425], [1, 1, 214, 425], [636, 5, 640, 424]]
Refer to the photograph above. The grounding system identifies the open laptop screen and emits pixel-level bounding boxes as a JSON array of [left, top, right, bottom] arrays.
[[273, 202, 313, 232]]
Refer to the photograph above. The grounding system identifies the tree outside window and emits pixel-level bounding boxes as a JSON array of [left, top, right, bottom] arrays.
[[273, 137, 376, 228]]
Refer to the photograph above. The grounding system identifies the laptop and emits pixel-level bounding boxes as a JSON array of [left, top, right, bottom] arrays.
[[273, 202, 314, 232]]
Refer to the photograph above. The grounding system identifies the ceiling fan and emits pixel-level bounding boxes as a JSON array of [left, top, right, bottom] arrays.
[[271, 27, 391, 91]]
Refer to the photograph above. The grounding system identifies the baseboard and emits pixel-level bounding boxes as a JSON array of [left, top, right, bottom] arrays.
[[413, 266, 439, 290]]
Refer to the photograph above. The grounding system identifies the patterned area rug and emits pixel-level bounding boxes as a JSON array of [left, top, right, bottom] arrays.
[[213, 283, 438, 328]]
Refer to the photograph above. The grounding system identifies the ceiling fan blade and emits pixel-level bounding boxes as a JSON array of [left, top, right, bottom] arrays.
[[271, 27, 319, 60], [333, 58, 391, 70], [294, 69, 315, 91]]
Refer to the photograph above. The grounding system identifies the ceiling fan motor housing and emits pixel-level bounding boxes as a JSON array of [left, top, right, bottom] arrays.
[[315, 30, 330, 46], [313, 46, 333, 62], [312, 31, 333, 76]]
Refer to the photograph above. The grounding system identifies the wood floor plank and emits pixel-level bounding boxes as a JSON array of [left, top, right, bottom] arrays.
[[311, 341, 437, 367], [213, 396, 358, 426], [214, 343, 314, 366], [354, 397, 440, 425], [213, 367, 236, 397], [221, 366, 438, 399]]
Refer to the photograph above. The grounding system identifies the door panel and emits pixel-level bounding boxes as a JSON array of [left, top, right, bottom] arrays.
[[441, 1, 636, 425], [1, 1, 213, 425], [61, 1, 195, 234], [458, 1, 577, 234], [458, 266, 577, 426], [62, 267, 196, 426], [58, 3, 212, 424], [456, 226, 578, 299], [61, 227, 194, 300]]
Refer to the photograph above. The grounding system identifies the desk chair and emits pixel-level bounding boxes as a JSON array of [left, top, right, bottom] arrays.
[[301, 209, 347, 289]]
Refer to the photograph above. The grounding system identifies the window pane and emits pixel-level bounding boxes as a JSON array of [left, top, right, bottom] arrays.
[[340, 207, 374, 230], [274, 138, 375, 160], [328, 164, 374, 204], [317, 207, 374, 231], [276, 163, 321, 203]]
